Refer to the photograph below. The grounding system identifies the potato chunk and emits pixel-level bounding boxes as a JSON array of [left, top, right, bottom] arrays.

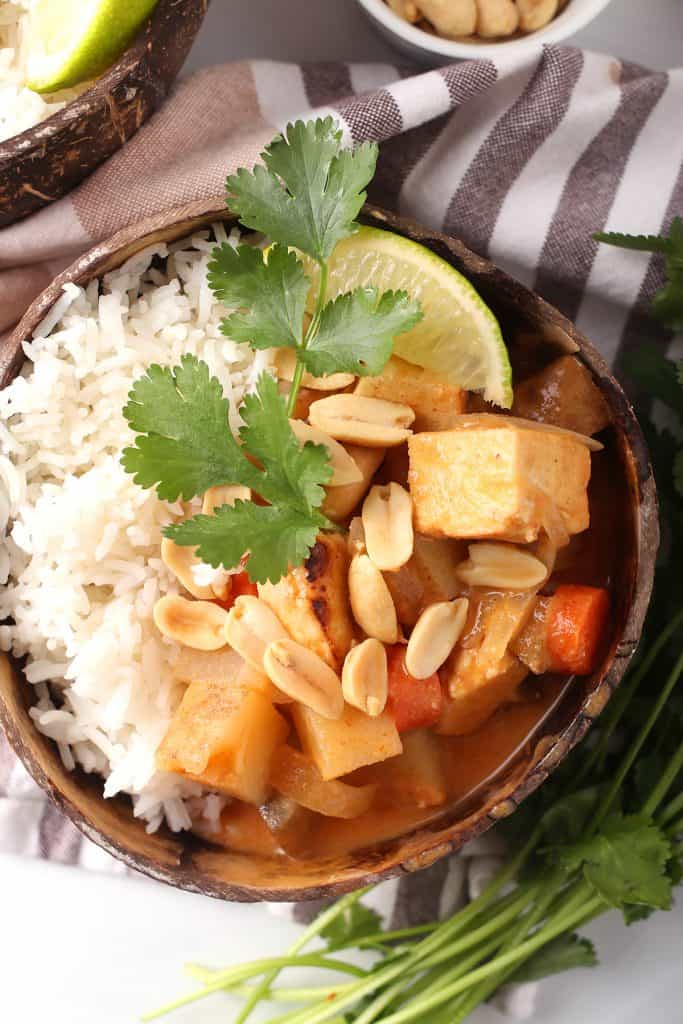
[[258, 532, 354, 672], [293, 703, 402, 780], [437, 593, 534, 735], [408, 414, 591, 543], [383, 534, 465, 628], [355, 356, 466, 431], [156, 683, 288, 805], [373, 729, 447, 808], [512, 356, 610, 437]]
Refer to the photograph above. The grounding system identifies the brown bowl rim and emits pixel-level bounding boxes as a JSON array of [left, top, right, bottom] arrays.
[[0, 198, 659, 901]]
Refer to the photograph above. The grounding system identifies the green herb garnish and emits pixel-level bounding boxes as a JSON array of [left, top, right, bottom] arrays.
[[122, 118, 421, 583], [594, 216, 683, 331]]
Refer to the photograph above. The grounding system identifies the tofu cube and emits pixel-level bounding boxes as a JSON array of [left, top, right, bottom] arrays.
[[355, 356, 466, 431], [293, 703, 402, 780], [157, 683, 288, 805], [258, 532, 354, 672], [512, 356, 610, 437], [408, 414, 591, 543]]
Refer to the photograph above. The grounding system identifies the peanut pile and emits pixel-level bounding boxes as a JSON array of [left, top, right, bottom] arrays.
[[386, 0, 570, 40]]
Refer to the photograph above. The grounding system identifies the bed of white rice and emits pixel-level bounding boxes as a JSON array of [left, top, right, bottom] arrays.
[[0, 1, 80, 143], [0, 225, 271, 832]]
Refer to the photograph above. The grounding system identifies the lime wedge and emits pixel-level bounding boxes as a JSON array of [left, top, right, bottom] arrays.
[[306, 225, 512, 408], [26, 0, 158, 94]]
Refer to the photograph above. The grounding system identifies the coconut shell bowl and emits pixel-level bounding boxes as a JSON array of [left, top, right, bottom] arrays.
[[0, 0, 209, 228], [0, 200, 658, 901]]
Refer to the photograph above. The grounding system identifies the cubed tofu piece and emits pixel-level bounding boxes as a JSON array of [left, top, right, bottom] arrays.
[[437, 593, 534, 735], [293, 703, 403, 780], [408, 414, 591, 543], [258, 532, 354, 671], [322, 445, 386, 523], [156, 683, 288, 805], [512, 356, 610, 437], [384, 534, 466, 628], [437, 653, 528, 735], [355, 356, 466, 431]]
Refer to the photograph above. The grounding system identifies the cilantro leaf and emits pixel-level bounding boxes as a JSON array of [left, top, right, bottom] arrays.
[[227, 118, 378, 263], [164, 501, 324, 585], [595, 217, 683, 331], [593, 231, 673, 255], [551, 813, 673, 914], [303, 288, 423, 378], [238, 372, 332, 512], [121, 356, 257, 502], [622, 346, 683, 416], [320, 901, 383, 951], [508, 933, 598, 984], [207, 243, 308, 351]]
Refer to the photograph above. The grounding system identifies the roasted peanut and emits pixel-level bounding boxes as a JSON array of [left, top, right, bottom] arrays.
[[476, 0, 519, 36], [387, 0, 420, 22], [456, 542, 547, 590], [419, 0, 477, 36], [289, 419, 362, 486], [362, 482, 414, 571], [202, 484, 250, 515], [406, 598, 469, 679], [322, 444, 386, 523], [161, 537, 214, 600], [515, 0, 557, 31], [348, 516, 367, 557], [309, 394, 415, 448], [348, 553, 400, 644], [342, 638, 388, 717], [274, 347, 355, 392], [264, 638, 344, 720], [225, 595, 290, 670], [153, 595, 228, 651]]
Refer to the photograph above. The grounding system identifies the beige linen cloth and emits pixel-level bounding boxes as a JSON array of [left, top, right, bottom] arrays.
[[0, 51, 680, 991]]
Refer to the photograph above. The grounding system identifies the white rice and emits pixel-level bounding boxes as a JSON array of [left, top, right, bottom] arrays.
[[0, 1, 82, 143], [0, 226, 271, 831]]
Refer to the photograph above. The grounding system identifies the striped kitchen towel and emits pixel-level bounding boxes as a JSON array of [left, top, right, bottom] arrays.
[[0, 49, 680, 998]]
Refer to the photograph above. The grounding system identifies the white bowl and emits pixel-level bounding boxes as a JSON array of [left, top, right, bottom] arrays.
[[355, 0, 613, 63]]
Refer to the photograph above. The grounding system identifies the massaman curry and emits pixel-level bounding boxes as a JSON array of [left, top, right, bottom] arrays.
[[152, 339, 614, 859]]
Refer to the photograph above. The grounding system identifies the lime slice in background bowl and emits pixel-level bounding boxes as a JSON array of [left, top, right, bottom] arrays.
[[27, 0, 159, 93]]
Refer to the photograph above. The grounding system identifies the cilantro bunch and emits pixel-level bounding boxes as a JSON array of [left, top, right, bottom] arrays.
[[122, 119, 421, 583]]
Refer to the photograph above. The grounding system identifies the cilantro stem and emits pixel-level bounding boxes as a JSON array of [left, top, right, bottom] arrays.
[[659, 790, 683, 827], [642, 738, 683, 817], [286, 261, 329, 417], [142, 952, 366, 1021], [232, 886, 371, 1024], [585, 643, 683, 834]]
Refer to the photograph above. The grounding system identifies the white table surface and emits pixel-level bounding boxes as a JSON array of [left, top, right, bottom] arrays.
[[3, 3, 683, 1022]]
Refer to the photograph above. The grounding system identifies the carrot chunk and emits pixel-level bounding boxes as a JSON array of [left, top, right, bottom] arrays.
[[546, 584, 609, 676], [386, 645, 443, 732]]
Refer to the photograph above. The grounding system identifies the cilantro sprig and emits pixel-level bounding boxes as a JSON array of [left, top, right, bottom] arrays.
[[122, 118, 421, 584], [594, 216, 683, 331]]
